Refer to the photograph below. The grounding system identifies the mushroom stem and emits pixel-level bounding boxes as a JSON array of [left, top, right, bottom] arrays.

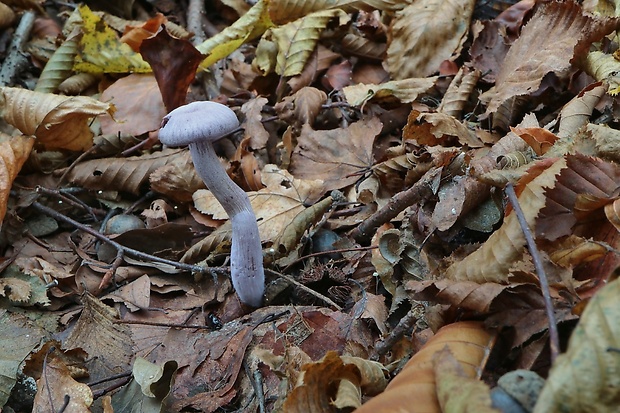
[[190, 142, 265, 307]]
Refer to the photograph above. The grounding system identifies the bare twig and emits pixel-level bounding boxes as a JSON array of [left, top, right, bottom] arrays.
[[281, 245, 378, 273], [187, 0, 206, 45], [349, 167, 439, 244], [265, 268, 342, 311], [505, 183, 559, 362], [114, 319, 214, 329], [36, 186, 103, 221], [91, 376, 132, 399], [0, 11, 36, 86], [372, 307, 419, 361], [31, 201, 213, 275]]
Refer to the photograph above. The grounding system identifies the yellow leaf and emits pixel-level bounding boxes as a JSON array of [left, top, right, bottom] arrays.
[[269, 9, 349, 76], [196, 0, 274, 70], [74, 4, 151, 74]]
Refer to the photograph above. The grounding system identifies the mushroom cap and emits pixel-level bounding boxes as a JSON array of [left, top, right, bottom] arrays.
[[158, 101, 240, 147]]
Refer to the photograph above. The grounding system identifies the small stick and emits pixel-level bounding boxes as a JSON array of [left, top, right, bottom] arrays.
[[114, 319, 214, 329], [31, 201, 212, 276], [265, 268, 342, 311], [505, 183, 559, 362], [281, 245, 377, 273], [371, 308, 419, 361], [349, 167, 438, 244], [0, 11, 36, 86]]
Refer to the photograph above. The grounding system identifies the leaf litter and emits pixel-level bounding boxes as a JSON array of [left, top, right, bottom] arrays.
[[1, 0, 620, 412]]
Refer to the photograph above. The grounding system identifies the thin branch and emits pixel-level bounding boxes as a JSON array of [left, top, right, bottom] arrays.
[[371, 306, 420, 361], [0, 11, 36, 86], [114, 319, 214, 329], [31, 201, 212, 275], [349, 167, 438, 244], [265, 268, 342, 311], [505, 183, 560, 362]]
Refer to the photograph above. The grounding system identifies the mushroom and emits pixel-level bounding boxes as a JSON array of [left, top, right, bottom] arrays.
[[158, 101, 264, 307]]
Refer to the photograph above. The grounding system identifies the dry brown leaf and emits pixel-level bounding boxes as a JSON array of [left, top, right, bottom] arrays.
[[102, 274, 150, 312], [387, 0, 475, 79], [240, 96, 270, 150], [99, 74, 167, 136], [433, 347, 499, 413], [187, 165, 324, 261], [290, 117, 381, 192], [149, 149, 205, 202], [355, 321, 496, 413], [437, 66, 481, 118], [32, 356, 93, 412], [408, 279, 545, 314], [536, 153, 620, 241], [419, 112, 485, 148], [482, 1, 618, 116], [446, 157, 566, 283], [546, 235, 607, 268], [158, 324, 254, 411], [275, 86, 327, 129], [511, 126, 558, 156], [140, 27, 204, 112], [0, 135, 34, 226], [64, 293, 135, 384], [469, 20, 512, 83], [0, 87, 114, 151], [557, 81, 608, 139], [343, 76, 437, 106], [533, 277, 620, 413], [282, 351, 362, 412], [59, 147, 188, 195]]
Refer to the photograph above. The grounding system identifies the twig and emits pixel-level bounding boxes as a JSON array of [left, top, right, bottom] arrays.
[[36, 186, 102, 221], [0, 11, 36, 86], [281, 245, 377, 273], [87, 371, 132, 387], [371, 307, 419, 361], [187, 0, 206, 45], [505, 183, 559, 362], [43, 346, 56, 413], [349, 167, 438, 244], [114, 319, 214, 329], [265, 268, 342, 311], [91, 376, 132, 399], [31, 201, 212, 275]]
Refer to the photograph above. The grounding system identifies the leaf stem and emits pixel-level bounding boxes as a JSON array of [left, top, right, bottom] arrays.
[[505, 183, 559, 362]]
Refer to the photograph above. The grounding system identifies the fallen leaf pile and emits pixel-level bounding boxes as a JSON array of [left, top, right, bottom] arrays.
[[1, 0, 620, 412]]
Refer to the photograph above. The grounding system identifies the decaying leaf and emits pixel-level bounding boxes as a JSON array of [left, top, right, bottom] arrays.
[[75, 5, 152, 74], [355, 321, 496, 413], [58, 148, 187, 195], [282, 351, 362, 412], [533, 277, 620, 412], [267, 9, 349, 77], [290, 117, 381, 192], [0, 87, 114, 151], [99, 74, 167, 136], [140, 27, 205, 112], [433, 347, 499, 413], [32, 356, 93, 412], [387, 0, 476, 79], [482, 1, 617, 116], [446, 157, 566, 283], [343, 76, 438, 106], [0, 134, 34, 225]]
